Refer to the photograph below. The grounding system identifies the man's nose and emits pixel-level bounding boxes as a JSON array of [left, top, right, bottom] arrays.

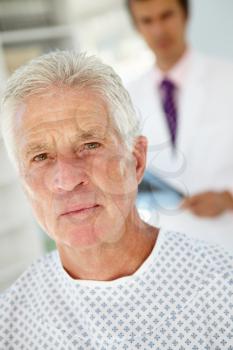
[[47, 156, 89, 193], [150, 20, 164, 36]]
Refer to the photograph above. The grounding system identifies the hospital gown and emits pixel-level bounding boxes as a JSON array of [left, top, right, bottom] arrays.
[[0, 229, 233, 349]]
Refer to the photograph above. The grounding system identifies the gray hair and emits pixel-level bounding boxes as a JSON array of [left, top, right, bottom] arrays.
[[1, 50, 140, 165]]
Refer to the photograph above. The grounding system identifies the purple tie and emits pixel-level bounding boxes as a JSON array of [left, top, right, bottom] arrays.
[[159, 79, 177, 147]]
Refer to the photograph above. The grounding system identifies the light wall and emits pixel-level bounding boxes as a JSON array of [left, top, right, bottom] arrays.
[[189, 0, 233, 60]]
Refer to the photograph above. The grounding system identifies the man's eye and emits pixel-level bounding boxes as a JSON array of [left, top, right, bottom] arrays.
[[83, 142, 101, 151], [162, 11, 174, 21], [140, 17, 153, 25], [32, 153, 48, 162]]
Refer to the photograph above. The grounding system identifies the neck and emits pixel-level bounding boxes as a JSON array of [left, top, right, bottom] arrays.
[[156, 45, 187, 72], [58, 209, 159, 281]]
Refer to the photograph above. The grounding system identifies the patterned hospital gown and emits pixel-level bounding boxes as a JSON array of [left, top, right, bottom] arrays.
[[0, 229, 233, 350]]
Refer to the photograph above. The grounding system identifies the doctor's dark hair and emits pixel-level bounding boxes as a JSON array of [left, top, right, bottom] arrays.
[[1, 50, 140, 165], [126, 0, 189, 18]]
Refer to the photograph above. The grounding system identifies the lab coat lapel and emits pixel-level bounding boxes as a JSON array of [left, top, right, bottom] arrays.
[[139, 69, 172, 168], [177, 53, 207, 157]]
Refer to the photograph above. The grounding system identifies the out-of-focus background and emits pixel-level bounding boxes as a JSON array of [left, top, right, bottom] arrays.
[[0, 0, 232, 291]]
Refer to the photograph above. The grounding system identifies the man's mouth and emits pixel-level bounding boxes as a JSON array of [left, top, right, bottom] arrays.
[[61, 204, 100, 217]]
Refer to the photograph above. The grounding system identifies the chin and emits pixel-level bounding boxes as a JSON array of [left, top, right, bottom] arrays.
[[53, 210, 126, 248], [63, 226, 99, 248], [59, 221, 112, 249]]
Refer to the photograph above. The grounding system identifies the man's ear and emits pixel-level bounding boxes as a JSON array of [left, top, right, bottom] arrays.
[[132, 136, 147, 184]]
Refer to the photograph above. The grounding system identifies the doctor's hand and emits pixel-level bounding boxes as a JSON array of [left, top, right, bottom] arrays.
[[181, 191, 233, 218]]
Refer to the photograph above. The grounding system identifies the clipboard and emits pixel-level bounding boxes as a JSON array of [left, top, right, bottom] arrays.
[[139, 171, 185, 199]]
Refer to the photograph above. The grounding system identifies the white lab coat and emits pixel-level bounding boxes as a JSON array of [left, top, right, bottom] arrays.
[[127, 51, 233, 251]]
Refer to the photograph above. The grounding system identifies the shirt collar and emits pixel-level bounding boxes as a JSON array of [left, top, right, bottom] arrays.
[[154, 47, 192, 89]]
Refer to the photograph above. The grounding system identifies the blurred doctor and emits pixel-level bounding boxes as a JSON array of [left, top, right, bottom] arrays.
[[126, 0, 233, 251]]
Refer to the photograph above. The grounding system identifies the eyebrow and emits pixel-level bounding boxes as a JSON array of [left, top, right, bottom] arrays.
[[78, 132, 103, 141], [24, 143, 50, 158], [77, 128, 107, 141], [22, 126, 109, 157]]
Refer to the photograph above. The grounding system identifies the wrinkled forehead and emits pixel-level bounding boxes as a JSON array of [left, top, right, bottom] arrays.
[[13, 86, 115, 144]]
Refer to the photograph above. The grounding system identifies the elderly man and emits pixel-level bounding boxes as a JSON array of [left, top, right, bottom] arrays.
[[0, 51, 232, 349]]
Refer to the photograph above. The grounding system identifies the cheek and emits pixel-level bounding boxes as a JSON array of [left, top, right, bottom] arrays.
[[22, 170, 54, 227], [23, 170, 46, 199], [171, 19, 185, 36], [95, 199, 130, 243], [90, 154, 138, 196], [23, 163, 56, 198], [143, 30, 155, 43]]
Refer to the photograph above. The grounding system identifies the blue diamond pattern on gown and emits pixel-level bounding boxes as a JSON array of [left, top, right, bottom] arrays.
[[0, 229, 233, 349]]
